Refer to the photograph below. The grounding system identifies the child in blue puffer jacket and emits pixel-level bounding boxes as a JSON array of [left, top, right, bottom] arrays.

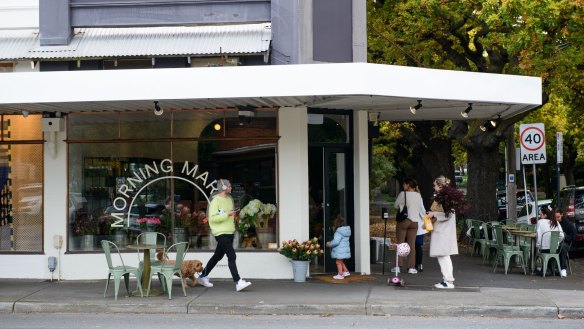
[[327, 216, 352, 280]]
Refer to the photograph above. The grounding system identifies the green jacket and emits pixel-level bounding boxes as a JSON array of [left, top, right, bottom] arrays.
[[209, 195, 236, 236]]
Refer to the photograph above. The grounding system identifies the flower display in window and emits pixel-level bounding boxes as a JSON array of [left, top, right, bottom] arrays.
[[238, 199, 277, 235], [136, 216, 161, 231]]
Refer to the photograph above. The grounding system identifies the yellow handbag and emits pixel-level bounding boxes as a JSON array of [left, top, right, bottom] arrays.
[[423, 215, 434, 231]]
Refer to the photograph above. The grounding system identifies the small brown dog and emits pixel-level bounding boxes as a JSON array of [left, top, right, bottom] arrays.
[[156, 251, 204, 287]]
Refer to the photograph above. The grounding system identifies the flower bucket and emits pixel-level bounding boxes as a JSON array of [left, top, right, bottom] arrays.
[[174, 227, 188, 243], [291, 260, 309, 282]]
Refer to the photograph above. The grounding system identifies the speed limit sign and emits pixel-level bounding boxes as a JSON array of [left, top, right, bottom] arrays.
[[520, 123, 546, 164]]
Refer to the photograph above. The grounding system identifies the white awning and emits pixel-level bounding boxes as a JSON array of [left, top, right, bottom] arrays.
[[0, 62, 541, 121], [0, 23, 271, 60]]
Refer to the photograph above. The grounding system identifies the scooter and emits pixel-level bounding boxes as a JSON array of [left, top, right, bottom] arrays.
[[387, 242, 410, 287]]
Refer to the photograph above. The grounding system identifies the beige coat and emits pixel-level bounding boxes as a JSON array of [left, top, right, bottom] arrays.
[[429, 202, 458, 257]]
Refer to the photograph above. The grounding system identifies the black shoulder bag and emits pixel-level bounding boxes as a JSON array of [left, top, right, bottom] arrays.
[[396, 191, 408, 222]]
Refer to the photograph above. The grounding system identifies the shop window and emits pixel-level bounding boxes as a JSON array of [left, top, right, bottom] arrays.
[[308, 114, 350, 144], [67, 109, 278, 252], [0, 115, 44, 252]]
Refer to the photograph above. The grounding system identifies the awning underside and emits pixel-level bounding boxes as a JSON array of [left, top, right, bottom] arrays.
[[0, 63, 542, 121]]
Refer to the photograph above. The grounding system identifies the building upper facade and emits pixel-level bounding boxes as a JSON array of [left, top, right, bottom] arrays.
[[35, 0, 366, 64]]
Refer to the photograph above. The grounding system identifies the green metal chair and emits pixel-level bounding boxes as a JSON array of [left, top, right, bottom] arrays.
[[492, 226, 526, 275], [101, 240, 143, 300], [482, 222, 499, 264], [470, 220, 487, 257], [535, 231, 561, 278], [147, 242, 189, 299]]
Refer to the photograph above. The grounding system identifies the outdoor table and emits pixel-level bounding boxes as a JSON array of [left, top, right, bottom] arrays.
[[127, 243, 165, 296], [509, 230, 537, 274]]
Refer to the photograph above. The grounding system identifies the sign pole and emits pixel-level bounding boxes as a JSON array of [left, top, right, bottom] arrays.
[[557, 132, 563, 205], [523, 165, 528, 211], [533, 163, 538, 222]]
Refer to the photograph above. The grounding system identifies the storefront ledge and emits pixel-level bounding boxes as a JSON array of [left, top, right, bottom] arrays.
[[187, 303, 366, 316]]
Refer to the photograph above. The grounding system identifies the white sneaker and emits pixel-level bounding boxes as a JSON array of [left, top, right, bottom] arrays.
[[236, 279, 252, 292], [407, 268, 418, 274], [197, 276, 213, 288], [434, 281, 455, 289], [333, 274, 344, 280], [391, 266, 401, 273], [342, 271, 350, 277], [560, 269, 567, 278]]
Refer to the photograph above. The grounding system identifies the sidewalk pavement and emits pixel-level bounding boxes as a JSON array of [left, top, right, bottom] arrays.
[[2, 251, 584, 319]]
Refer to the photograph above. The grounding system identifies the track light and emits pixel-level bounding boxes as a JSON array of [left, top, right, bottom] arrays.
[[461, 103, 472, 118], [480, 118, 498, 132], [21, 110, 30, 118], [409, 100, 423, 115], [153, 101, 163, 116]]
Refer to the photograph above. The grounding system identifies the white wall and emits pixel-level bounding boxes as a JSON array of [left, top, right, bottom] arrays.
[[353, 110, 370, 274], [0, 0, 38, 29]]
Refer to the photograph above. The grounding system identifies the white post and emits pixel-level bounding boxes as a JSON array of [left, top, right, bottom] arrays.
[[277, 106, 309, 242], [353, 110, 370, 274]]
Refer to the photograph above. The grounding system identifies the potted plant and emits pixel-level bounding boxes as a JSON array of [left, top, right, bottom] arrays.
[[72, 214, 99, 250], [278, 238, 323, 282], [136, 216, 161, 232]]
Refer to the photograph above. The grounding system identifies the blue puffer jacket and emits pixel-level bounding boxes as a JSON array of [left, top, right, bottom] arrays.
[[330, 226, 351, 260]]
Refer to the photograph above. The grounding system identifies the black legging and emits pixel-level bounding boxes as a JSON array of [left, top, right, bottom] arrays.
[[201, 234, 241, 282]]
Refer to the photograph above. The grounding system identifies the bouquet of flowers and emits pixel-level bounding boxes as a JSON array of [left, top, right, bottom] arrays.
[[238, 199, 277, 234], [136, 216, 161, 231], [277, 238, 323, 261]]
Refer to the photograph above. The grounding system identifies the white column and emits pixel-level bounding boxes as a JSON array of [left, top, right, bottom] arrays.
[[278, 106, 309, 242], [43, 127, 67, 279], [353, 110, 370, 274]]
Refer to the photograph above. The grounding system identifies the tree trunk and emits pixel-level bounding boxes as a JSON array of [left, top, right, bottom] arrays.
[[466, 146, 500, 220], [401, 121, 454, 207]]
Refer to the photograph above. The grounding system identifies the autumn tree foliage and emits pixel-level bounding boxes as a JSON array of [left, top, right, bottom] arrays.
[[368, 0, 584, 219]]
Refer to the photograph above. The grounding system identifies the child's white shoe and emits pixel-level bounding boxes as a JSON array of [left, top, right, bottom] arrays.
[[333, 274, 344, 280], [342, 271, 350, 277]]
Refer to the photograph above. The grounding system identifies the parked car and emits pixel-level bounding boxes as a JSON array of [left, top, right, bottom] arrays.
[[16, 184, 42, 216], [516, 199, 553, 224], [554, 186, 584, 251], [497, 190, 534, 220]]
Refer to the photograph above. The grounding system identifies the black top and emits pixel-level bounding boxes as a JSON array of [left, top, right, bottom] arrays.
[[560, 220, 577, 244]]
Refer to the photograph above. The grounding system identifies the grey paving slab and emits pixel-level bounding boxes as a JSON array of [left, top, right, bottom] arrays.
[[187, 279, 370, 315], [0, 280, 51, 314], [539, 289, 584, 319]]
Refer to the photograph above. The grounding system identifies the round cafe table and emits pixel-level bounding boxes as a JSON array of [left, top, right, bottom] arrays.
[[127, 243, 165, 296]]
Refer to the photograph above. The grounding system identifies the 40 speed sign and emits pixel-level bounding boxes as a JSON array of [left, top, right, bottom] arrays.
[[519, 123, 546, 164]]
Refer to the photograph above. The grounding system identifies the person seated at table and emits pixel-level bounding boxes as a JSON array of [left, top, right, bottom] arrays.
[[535, 206, 564, 274], [555, 209, 576, 278]]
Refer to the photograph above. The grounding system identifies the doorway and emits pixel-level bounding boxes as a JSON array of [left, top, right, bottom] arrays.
[[307, 111, 353, 273]]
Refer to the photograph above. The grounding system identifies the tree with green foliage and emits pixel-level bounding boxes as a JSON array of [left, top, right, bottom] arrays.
[[368, 0, 584, 219]]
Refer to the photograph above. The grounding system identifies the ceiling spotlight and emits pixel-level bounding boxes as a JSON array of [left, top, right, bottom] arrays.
[[213, 123, 221, 131], [409, 100, 423, 115], [460, 103, 472, 118], [480, 118, 498, 132], [21, 110, 30, 118], [153, 101, 163, 116]]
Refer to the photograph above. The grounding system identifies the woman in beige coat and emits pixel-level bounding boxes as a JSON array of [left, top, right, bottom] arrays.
[[427, 176, 466, 289]]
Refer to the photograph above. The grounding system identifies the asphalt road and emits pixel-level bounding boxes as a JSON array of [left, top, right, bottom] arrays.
[[0, 314, 581, 329]]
